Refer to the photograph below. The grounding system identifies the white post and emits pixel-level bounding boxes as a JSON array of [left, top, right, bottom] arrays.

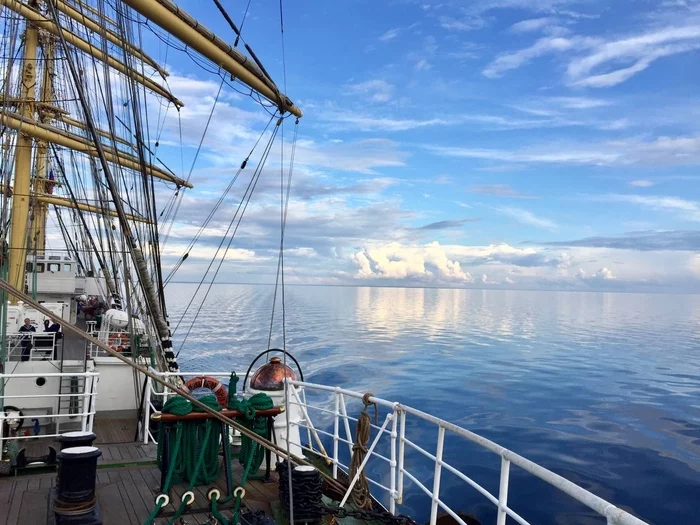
[[333, 390, 340, 478], [301, 387, 313, 450], [396, 409, 406, 504], [430, 426, 446, 525], [143, 375, 152, 444], [339, 412, 393, 509], [389, 404, 399, 514], [290, 384, 329, 458], [0, 410, 5, 462], [338, 393, 354, 457], [81, 374, 90, 431], [497, 456, 511, 525], [88, 375, 96, 432]]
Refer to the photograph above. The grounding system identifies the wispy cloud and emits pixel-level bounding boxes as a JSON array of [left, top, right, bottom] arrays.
[[379, 28, 401, 41], [509, 17, 556, 33], [469, 184, 536, 198], [483, 23, 700, 87], [498, 206, 558, 230], [629, 179, 655, 187], [343, 80, 395, 103], [426, 135, 700, 167], [483, 35, 595, 78], [439, 15, 485, 31], [317, 109, 453, 132], [447, 42, 482, 60], [567, 25, 700, 87], [541, 230, 700, 251], [596, 194, 700, 222], [417, 218, 480, 230]]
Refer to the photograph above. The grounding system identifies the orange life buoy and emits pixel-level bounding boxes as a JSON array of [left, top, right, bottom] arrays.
[[181, 376, 228, 408]]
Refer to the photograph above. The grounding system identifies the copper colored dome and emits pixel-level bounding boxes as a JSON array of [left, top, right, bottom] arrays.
[[250, 357, 297, 391]]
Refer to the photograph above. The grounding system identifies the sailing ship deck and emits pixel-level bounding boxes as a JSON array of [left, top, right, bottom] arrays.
[[0, 442, 282, 525]]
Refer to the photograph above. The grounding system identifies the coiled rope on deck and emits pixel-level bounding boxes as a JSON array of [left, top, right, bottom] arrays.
[[155, 393, 223, 488]]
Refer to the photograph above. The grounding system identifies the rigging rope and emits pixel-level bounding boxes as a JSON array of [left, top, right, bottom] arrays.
[[173, 118, 281, 348]]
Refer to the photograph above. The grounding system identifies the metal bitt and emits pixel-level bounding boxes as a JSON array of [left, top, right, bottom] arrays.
[[50, 446, 103, 524]]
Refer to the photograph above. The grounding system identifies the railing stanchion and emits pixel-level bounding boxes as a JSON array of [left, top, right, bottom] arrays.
[[397, 408, 406, 504], [497, 456, 511, 525], [430, 425, 446, 525], [338, 393, 354, 457], [143, 374, 152, 444], [81, 375, 90, 431], [390, 404, 399, 514], [333, 390, 340, 478]]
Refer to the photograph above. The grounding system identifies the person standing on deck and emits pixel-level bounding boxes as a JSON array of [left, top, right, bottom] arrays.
[[18, 318, 35, 361], [44, 318, 62, 359]]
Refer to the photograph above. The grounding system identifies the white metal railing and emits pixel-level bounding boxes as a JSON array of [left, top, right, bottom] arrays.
[[286, 379, 648, 525], [88, 330, 147, 358], [138, 369, 647, 524], [5, 332, 60, 361], [0, 371, 99, 458]]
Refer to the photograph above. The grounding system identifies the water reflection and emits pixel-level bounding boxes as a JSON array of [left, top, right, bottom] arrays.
[[168, 284, 700, 525]]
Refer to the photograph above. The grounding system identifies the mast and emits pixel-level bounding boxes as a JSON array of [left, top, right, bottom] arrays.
[[7, 1, 39, 301], [30, 34, 54, 255]]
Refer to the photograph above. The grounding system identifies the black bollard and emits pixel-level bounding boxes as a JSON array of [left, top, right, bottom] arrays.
[[48, 446, 103, 525], [58, 431, 97, 450], [277, 461, 324, 524]]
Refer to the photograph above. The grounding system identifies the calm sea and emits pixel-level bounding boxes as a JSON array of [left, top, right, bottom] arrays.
[[166, 283, 700, 525]]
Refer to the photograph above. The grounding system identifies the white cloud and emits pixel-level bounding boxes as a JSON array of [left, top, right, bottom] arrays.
[[318, 111, 452, 132], [482, 23, 700, 87], [629, 179, 655, 187], [439, 16, 485, 31], [577, 266, 615, 281], [379, 28, 401, 41], [415, 59, 432, 71], [509, 17, 556, 33], [483, 35, 593, 78], [567, 25, 700, 87], [344, 80, 395, 103], [498, 207, 558, 230], [354, 242, 474, 282], [597, 194, 700, 222], [547, 96, 612, 109], [426, 135, 700, 167]]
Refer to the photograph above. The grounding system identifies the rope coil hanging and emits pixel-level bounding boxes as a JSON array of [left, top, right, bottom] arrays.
[[349, 392, 377, 510]]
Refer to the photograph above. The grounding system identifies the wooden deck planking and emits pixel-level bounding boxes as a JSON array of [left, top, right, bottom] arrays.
[[18, 487, 50, 524], [93, 418, 138, 444], [4, 478, 27, 525], [0, 449, 281, 525]]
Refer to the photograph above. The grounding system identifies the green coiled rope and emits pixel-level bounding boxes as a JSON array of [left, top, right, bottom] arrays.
[[227, 372, 273, 473], [146, 374, 274, 525]]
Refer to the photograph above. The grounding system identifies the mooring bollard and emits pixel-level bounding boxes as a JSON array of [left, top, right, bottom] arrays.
[[58, 431, 97, 450], [49, 445, 103, 524]]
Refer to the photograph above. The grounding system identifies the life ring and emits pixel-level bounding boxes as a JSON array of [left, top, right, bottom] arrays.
[[181, 376, 228, 408], [108, 333, 127, 351]]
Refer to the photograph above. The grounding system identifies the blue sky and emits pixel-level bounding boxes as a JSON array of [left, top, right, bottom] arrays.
[[134, 0, 700, 292]]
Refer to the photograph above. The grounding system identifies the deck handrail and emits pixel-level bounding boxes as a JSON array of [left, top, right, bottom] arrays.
[[286, 379, 648, 525], [0, 371, 98, 458]]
